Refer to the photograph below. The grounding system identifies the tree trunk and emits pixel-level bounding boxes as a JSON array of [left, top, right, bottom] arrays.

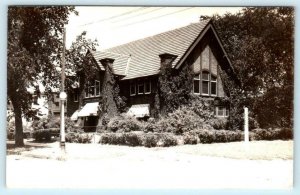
[[11, 99, 24, 147]]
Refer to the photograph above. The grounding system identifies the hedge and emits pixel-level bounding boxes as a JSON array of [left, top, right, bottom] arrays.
[[99, 132, 178, 147]]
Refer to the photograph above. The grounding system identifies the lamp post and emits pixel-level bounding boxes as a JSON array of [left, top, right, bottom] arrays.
[[60, 28, 66, 151], [60, 91, 67, 150]]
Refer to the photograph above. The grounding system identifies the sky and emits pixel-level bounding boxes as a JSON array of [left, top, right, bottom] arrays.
[[65, 6, 244, 50]]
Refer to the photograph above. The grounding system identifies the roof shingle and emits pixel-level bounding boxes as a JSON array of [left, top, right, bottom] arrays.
[[94, 20, 210, 80]]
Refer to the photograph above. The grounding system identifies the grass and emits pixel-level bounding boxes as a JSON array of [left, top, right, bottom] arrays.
[[7, 139, 293, 161], [171, 140, 293, 160]]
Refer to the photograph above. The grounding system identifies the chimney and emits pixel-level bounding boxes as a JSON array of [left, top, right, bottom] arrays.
[[159, 53, 177, 68], [100, 58, 115, 73]]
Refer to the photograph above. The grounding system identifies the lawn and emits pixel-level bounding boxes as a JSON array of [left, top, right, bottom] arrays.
[[7, 139, 293, 161], [168, 140, 293, 160]]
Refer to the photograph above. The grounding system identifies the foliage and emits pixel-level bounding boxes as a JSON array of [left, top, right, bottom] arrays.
[[144, 97, 215, 135], [251, 128, 293, 141], [32, 129, 52, 142], [31, 116, 75, 132], [7, 118, 15, 140], [7, 6, 76, 146], [183, 129, 244, 144], [99, 60, 119, 120], [211, 118, 228, 130], [212, 7, 294, 128], [99, 132, 178, 147], [158, 59, 193, 115], [65, 132, 92, 143], [106, 114, 142, 133]]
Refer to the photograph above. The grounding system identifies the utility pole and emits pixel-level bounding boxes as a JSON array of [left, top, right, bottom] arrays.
[[60, 27, 67, 152]]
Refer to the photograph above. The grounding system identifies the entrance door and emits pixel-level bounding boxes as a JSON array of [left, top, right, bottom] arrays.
[[84, 116, 98, 132]]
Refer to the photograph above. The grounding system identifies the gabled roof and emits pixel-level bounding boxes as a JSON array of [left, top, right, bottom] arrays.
[[89, 19, 234, 80], [104, 19, 211, 80]]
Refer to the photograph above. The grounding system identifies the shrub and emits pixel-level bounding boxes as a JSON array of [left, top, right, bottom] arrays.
[[99, 132, 178, 147], [143, 118, 157, 132], [151, 106, 214, 135], [32, 129, 51, 142], [100, 133, 125, 145], [7, 118, 15, 140], [251, 128, 293, 140], [124, 132, 143, 146], [214, 130, 228, 143], [107, 114, 141, 132], [185, 129, 243, 144], [196, 129, 216, 143], [211, 118, 228, 130], [183, 132, 199, 145], [141, 133, 159, 148], [277, 128, 293, 140], [156, 133, 178, 147], [65, 133, 92, 143]]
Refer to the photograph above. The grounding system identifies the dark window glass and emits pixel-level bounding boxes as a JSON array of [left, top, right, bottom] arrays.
[[138, 83, 144, 94], [211, 82, 217, 95], [218, 107, 224, 116], [226, 108, 229, 116], [95, 80, 100, 96], [193, 80, 200, 94], [130, 83, 136, 96], [145, 81, 151, 94], [202, 72, 209, 80], [202, 81, 209, 94]]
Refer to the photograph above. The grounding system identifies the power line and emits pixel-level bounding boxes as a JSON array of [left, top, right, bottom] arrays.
[[79, 7, 149, 27], [113, 7, 195, 28], [110, 7, 165, 23]]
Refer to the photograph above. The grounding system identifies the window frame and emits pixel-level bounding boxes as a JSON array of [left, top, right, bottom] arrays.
[[95, 80, 101, 97], [144, 80, 151, 94], [210, 74, 217, 96], [201, 71, 210, 96], [193, 74, 201, 94], [130, 82, 136, 96], [85, 80, 101, 98], [137, 81, 144, 95], [216, 106, 229, 117]]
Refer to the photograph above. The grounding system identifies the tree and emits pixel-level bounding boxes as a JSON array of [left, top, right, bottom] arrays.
[[65, 31, 99, 108], [212, 7, 294, 128], [7, 6, 76, 146]]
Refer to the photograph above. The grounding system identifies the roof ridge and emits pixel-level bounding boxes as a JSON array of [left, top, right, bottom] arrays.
[[92, 50, 130, 57], [105, 19, 210, 52]]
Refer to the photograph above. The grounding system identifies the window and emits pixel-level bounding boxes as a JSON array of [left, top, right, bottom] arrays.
[[138, 82, 144, 94], [144, 81, 151, 94], [73, 93, 79, 102], [202, 72, 209, 95], [85, 80, 100, 98], [130, 82, 136, 96], [95, 80, 100, 96], [216, 107, 229, 117], [193, 71, 218, 96], [211, 75, 217, 96], [193, 74, 200, 94]]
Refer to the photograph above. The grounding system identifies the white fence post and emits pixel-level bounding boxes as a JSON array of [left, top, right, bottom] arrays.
[[244, 107, 249, 143]]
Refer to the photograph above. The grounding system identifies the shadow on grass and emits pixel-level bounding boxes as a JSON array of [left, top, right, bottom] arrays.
[[6, 139, 57, 155]]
